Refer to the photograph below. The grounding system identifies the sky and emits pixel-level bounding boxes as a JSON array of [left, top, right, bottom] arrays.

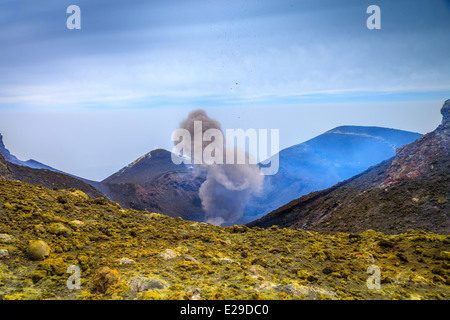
[[0, 0, 449, 181]]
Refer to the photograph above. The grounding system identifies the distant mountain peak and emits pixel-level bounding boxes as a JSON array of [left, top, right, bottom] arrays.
[[325, 125, 421, 144], [327, 125, 388, 133], [102, 148, 185, 184], [150, 148, 172, 156]]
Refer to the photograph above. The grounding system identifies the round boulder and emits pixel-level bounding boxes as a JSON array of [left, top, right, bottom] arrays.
[[93, 266, 120, 294], [27, 240, 50, 260]]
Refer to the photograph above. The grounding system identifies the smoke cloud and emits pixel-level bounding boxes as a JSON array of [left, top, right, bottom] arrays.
[[174, 110, 263, 226]]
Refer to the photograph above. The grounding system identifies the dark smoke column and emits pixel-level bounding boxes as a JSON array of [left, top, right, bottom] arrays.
[[173, 110, 263, 226]]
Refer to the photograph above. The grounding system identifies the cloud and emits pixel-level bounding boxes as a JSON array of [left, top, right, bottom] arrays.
[[0, 0, 449, 110]]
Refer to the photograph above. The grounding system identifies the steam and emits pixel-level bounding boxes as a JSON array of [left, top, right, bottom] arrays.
[[174, 110, 263, 226]]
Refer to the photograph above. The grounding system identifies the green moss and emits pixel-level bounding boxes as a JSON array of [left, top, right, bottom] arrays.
[[105, 280, 132, 299], [47, 223, 72, 236], [140, 290, 164, 300], [174, 261, 201, 273], [37, 258, 68, 276]]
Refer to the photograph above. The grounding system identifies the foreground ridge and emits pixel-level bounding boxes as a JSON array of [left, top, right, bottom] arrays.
[[0, 179, 448, 300]]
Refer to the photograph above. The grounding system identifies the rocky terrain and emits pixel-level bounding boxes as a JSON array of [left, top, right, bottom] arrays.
[[0, 178, 449, 300], [248, 100, 450, 235]]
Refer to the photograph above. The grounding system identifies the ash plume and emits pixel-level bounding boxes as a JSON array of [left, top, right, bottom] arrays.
[[178, 110, 223, 164], [174, 109, 263, 226]]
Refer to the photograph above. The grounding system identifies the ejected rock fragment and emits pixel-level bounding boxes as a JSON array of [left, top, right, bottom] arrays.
[[0, 233, 15, 243]]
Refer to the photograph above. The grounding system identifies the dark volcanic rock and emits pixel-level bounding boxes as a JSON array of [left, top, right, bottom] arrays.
[[100, 149, 207, 221], [103, 149, 186, 185], [248, 100, 450, 234], [241, 125, 422, 224]]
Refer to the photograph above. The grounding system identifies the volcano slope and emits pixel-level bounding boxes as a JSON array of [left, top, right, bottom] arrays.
[[0, 153, 104, 200], [248, 100, 450, 235], [100, 149, 206, 222], [0, 178, 449, 300], [242, 126, 421, 224]]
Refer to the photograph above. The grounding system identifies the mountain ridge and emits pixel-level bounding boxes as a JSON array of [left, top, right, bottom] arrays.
[[98, 125, 421, 224], [0, 153, 104, 199], [102, 148, 188, 185], [241, 125, 422, 224], [247, 100, 450, 234], [0, 121, 426, 226]]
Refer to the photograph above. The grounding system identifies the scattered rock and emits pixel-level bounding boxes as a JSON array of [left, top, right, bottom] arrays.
[[0, 249, 9, 257], [70, 220, 84, 227], [93, 266, 120, 294], [119, 258, 136, 265], [272, 283, 336, 299], [27, 240, 50, 260], [272, 283, 300, 295], [219, 257, 240, 265], [144, 212, 164, 220], [159, 249, 180, 260], [249, 265, 273, 281], [189, 288, 201, 300], [295, 285, 336, 299], [190, 222, 200, 230], [0, 233, 15, 243], [128, 275, 168, 292], [183, 254, 198, 264]]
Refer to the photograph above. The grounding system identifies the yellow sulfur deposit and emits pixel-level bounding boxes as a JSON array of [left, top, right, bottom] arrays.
[[0, 179, 449, 300]]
